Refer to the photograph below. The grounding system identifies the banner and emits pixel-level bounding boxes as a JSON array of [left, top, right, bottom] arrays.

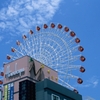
[[10, 83, 14, 100], [8, 84, 11, 100], [4, 85, 8, 100], [0, 90, 1, 100]]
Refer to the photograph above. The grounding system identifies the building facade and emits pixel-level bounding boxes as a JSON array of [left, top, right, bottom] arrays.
[[36, 79, 82, 100], [2, 56, 82, 100]]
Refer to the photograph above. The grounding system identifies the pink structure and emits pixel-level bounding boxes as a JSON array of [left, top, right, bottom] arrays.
[[3, 56, 58, 100]]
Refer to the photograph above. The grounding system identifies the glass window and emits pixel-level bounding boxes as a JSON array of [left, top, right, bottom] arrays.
[[51, 94, 60, 100]]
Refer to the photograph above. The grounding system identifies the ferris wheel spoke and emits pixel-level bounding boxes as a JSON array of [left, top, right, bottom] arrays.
[[68, 65, 81, 70], [24, 39, 32, 53], [59, 65, 81, 73], [67, 74, 79, 79], [58, 78, 74, 90], [41, 44, 59, 63], [67, 41, 75, 48], [68, 54, 81, 63], [32, 37, 41, 55], [70, 45, 80, 53], [11, 47, 24, 57], [7, 55, 18, 60], [14, 52, 21, 58], [18, 43, 28, 55], [56, 70, 68, 75]]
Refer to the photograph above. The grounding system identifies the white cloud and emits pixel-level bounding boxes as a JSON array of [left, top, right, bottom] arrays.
[[83, 96, 95, 100], [74, 83, 91, 88], [85, 76, 99, 88], [0, 22, 6, 29], [5, 40, 12, 44], [93, 81, 98, 88], [73, 0, 79, 5], [7, 6, 18, 16], [88, 76, 99, 88], [0, 0, 62, 38], [0, 36, 3, 42]]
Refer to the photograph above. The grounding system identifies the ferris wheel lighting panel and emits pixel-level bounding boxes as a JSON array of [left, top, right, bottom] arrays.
[[51, 23, 55, 28], [80, 66, 85, 73], [37, 26, 41, 31], [44, 24, 48, 29], [47, 70, 50, 74], [29, 30, 33, 34], [75, 38, 80, 43], [55, 77, 58, 81], [0, 80, 3, 84], [77, 78, 83, 84], [64, 27, 69, 32], [51, 76, 54, 80], [78, 46, 84, 52], [41, 64, 44, 68], [80, 56, 86, 62], [0, 72, 4, 76], [7, 55, 11, 60], [11, 48, 15, 52], [73, 89, 79, 94], [16, 40, 20, 45], [70, 31, 76, 37], [58, 24, 63, 29]]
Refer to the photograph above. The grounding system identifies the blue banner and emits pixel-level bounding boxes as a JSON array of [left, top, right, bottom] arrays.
[[10, 83, 14, 100], [8, 84, 10, 100], [0, 90, 1, 100]]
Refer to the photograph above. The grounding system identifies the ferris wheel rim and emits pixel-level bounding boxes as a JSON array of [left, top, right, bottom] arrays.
[[5, 23, 86, 92]]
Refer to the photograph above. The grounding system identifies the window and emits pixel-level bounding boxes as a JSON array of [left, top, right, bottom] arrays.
[[51, 94, 60, 100], [6, 65, 10, 74]]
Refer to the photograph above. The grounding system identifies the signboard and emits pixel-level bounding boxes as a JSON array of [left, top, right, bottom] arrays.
[[4, 85, 8, 100], [5, 63, 25, 78], [10, 83, 14, 100], [6, 68, 25, 78], [8, 84, 11, 100]]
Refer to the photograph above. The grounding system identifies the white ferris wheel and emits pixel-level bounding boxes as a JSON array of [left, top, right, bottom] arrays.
[[6, 23, 85, 93]]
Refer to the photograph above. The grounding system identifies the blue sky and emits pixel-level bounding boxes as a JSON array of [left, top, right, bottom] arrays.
[[0, 0, 100, 100]]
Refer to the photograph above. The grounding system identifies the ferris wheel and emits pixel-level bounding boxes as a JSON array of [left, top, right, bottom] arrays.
[[6, 23, 85, 93], [0, 67, 4, 87]]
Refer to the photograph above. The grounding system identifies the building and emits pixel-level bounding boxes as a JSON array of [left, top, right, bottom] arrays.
[[3, 56, 82, 100], [36, 79, 82, 100]]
